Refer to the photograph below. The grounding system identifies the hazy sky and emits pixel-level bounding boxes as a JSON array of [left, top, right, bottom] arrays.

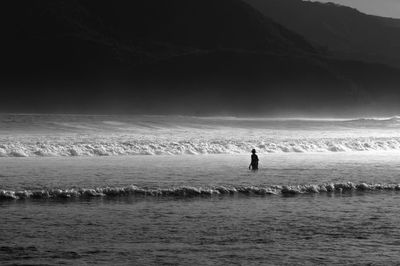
[[316, 0, 400, 18]]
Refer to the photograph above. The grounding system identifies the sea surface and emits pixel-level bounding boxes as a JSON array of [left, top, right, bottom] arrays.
[[2, 114, 400, 265]]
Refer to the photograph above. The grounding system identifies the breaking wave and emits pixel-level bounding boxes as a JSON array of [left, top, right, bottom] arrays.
[[1, 137, 400, 157], [1, 182, 400, 201], [3, 114, 400, 157]]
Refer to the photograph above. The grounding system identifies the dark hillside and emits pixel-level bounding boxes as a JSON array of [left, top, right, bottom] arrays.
[[0, 0, 316, 80], [1, 0, 400, 115], [244, 0, 400, 68]]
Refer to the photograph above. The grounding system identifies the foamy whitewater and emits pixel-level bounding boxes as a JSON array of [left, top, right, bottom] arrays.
[[2, 114, 400, 157], [2, 114, 400, 265]]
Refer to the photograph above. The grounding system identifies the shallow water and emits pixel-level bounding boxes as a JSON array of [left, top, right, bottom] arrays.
[[2, 153, 400, 265], [2, 114, 400, 265], [3, 193, 400, 265], [2, 152, 400, 190]]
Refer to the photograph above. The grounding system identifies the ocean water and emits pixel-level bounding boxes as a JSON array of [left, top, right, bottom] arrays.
[[2, 114, 400, 265]]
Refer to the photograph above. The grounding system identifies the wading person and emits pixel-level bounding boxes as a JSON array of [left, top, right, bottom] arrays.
[[249, 149, 259, 171]]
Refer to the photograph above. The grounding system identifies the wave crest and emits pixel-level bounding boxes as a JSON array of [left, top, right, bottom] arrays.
[[1, 137, 400, 157], [1, 182, 400, 201]]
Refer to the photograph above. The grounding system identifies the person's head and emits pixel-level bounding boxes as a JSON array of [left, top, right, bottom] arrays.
[[251, 149, 256, 154]]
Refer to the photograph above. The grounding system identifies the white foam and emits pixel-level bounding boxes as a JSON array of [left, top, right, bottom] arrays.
[[0, 137, 400, 157], [2, 114, 400, 157]]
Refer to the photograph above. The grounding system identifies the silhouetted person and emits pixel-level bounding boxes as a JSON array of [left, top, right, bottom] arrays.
[[249, 149, 259, 170]]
